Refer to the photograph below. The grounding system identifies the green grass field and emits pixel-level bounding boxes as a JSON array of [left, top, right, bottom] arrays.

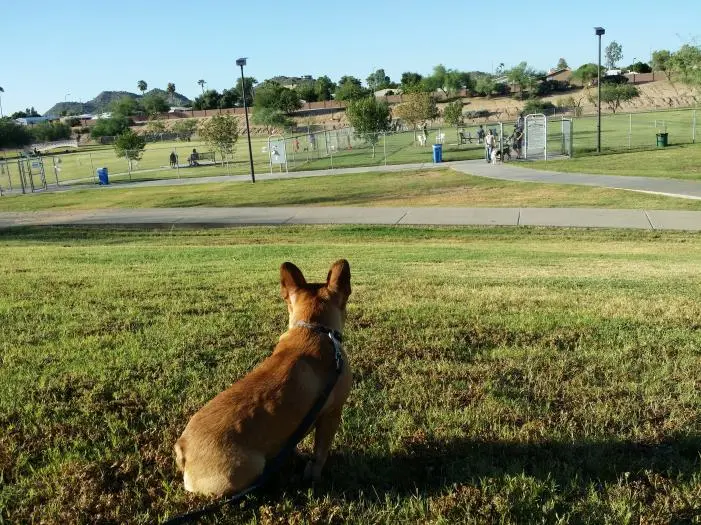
[[1, 226, 700, 523], [526, 142, 701, 180], [2, 168, 701, 213]]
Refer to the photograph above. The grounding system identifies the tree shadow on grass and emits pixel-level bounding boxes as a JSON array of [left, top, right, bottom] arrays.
[[321, 434, 701, 495], [239, 433, 701, 522]]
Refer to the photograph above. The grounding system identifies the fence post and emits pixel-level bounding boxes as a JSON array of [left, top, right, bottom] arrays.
[[89, 152, 96, 184], [628, 113, 632, 150], [693, 110, 697, 144], [383, 132, 387, 166]]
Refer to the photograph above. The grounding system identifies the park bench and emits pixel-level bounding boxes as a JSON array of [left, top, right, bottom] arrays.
[[184, 151, 216, 167], [459, 131, 473, 144]]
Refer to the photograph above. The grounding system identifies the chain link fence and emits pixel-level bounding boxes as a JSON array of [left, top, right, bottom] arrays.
[[1, 108, 698, 193]]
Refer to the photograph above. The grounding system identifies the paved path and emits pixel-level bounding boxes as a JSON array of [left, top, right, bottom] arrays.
[[452, 161, 701, 200], [21, 159, 701, 200], [4, 159, 701, 231], [2, 206, 701, 231]]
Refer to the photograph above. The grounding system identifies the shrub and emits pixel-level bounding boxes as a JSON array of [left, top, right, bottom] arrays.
[[601, 74, 629, 85], [0, 119, 32, 148], [29, 121, 72, 142], [522, 98, 556, 115], [464, 109, 490, 119]]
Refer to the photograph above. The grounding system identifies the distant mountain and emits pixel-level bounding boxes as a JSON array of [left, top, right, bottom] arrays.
[[45, 89, 192, 116]]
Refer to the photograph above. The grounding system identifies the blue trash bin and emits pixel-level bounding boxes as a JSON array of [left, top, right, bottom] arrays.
[[97, 167, 109, 185], [432, 144, 443, 163]]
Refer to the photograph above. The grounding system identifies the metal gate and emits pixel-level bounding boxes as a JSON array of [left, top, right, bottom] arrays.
[[524, 113, 547, 160], [561, 118, 573, 157]]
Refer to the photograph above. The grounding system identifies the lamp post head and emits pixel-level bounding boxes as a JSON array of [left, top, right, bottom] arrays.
[[594, 27, 605, 36], [236, 58, 247, 67]]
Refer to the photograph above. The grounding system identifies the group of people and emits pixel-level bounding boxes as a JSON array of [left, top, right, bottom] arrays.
[[169, 149, 200, 168], [482, 120, 525, 163]]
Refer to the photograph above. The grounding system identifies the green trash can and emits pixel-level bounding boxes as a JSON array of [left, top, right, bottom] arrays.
[[656, 132, 668, 147]]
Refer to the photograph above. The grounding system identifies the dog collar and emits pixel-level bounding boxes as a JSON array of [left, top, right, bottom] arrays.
[[293, 320, 344, 371]]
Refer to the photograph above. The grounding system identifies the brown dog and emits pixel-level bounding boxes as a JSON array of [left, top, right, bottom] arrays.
[[174, 260, 352, 496]]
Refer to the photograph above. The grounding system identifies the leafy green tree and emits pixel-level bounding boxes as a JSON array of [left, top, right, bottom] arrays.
[[473, 75, 497, 97], [314, 76, 335, 101], [400, 72, 423, 91], [114, 129, 146, 175], [197, 79, 206, 94], [366, 69, 391, 91], [628, 61, 652, 73], [220, 88, 239, 108], [295, 81, 318, 102], [254, 81, 302, 112], [441, 100, 464, 142], [109, 96, 139, 118], [198, 114, 239, 161], [589, 83, 640, 113], [507, 62, 541, 99], [137, 80, 148, 95], [252, 107, 294, 135], [335, 76, 370, 101], [345, 97, 391, 158], [556, 58, 569, 70], [172, 119, 198, 141], [0, 118, 32, 148], [193, 89, 222, 110], [392, 92, 439, 142], [605, 41, 623, 70], [90, 116, 131, 138], [571, 63, 601, 86], [235, 76, 256, 106], [142, 92, 169, 117], [671, 44, 701, 89], [166, 82, 176, 105], [11, 107, 41, 119], [651, 49, 674, 81]]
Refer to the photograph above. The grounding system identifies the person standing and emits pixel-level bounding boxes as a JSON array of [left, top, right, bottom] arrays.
[[513, 126, 524, 159], [169, 151, 177, 168], [485, 129, 496, 163]]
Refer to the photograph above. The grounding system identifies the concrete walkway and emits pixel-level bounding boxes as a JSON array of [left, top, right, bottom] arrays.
[[18, 159, 701, 200], [3, 159, 701, 231], [453, 160, 701, 200], [2, 206, 701, 230]]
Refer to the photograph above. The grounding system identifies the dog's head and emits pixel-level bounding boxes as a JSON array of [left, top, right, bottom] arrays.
[[280, 260, 351, 333]]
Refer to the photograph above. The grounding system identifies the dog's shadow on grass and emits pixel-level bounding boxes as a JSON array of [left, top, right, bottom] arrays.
[[275, 432, 700, 499]]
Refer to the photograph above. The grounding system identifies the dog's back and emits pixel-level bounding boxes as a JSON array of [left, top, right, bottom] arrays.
[[175, 260, 353, 496]]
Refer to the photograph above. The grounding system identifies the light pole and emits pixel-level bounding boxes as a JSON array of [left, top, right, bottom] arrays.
[[595, 27, 605, 153], [632, 57, 638, 84], [236, 57, 255, 183], [0, 86, 4, 118]]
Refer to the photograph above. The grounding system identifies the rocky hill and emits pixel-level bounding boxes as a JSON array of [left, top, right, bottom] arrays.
[[46, 89, 192, 116]]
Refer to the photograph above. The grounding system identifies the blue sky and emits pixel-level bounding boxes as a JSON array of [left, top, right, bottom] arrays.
[[0, 0, 699, 115]]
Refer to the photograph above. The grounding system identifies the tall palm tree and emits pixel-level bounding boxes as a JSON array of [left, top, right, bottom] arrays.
[[0, 86, 4, 117], [167, 83, 176, 105], [197, 79, 206, 94], [137, 80, 148, 96]]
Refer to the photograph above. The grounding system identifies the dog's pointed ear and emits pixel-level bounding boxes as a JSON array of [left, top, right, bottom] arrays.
[[326, 259, 351, 304], [280, 262, 306, 302]]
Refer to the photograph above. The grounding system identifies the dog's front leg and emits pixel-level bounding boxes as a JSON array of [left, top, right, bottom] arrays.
[[303, 408, 343, 482]]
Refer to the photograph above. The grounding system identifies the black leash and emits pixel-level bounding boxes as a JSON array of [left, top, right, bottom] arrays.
[[163, 323, 344, 524]]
